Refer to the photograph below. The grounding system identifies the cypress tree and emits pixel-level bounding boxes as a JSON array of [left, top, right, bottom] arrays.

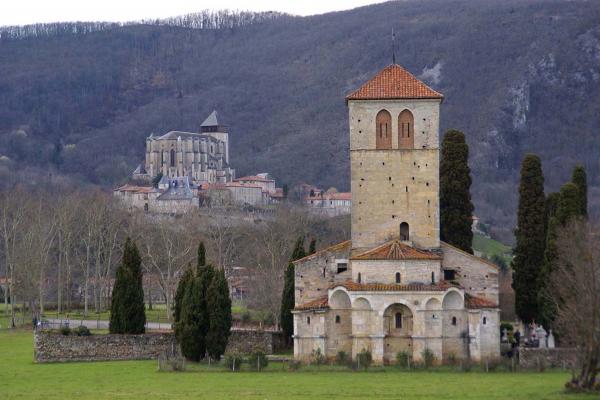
[[440, 130, 475, 253], [110, 238, 146, 334], [197, 263, 215, 357], [512, 154, 546, 323], [173, 266, 194, 326], [280, 237, 306, 345], [308, 239, 317, 255], [178, 276, 205, 361], [556, 183, 580, 225], [571, 165, 587, 217], [206, 268, 232, 360], [197, 242, 206, 270]]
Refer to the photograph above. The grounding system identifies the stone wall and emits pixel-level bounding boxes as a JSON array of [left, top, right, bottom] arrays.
[[519, 348, 578, 369], [225, 329, 285, 354], [34, 329, 284, 363], [34, 332, 176, 363]]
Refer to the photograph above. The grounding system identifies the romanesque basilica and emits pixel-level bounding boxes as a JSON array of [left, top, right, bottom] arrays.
[[292, 64, 500, 364]]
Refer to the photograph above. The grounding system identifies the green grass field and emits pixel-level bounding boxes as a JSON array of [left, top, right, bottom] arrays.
[[472, 233, 512, 265], [0, 329, 589, 400]]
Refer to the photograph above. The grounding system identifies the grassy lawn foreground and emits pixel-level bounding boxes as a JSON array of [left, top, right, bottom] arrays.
[[0, 329, 589, 400]]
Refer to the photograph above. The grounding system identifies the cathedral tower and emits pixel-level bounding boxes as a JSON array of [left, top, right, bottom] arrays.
[[346, 64, 444, 250]]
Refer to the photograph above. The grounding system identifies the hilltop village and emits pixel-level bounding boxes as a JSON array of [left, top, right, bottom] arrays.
[[114, 111, 351, 216]]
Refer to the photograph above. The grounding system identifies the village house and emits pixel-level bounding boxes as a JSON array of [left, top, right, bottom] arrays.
[[305, 191, 352, 216]]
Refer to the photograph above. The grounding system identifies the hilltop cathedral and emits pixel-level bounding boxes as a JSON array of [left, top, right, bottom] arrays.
[[292, 64, 500, 364], [133, 110, 235, 185]]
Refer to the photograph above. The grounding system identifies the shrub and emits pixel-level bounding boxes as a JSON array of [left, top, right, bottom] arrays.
[[446, 352, 457, 366], [460, 358, 473, 372], [421, 348, 436, 369], [311, 348, 326, 365], [335, 351, 349, 366], [500, 322, 514, 333], [396, 350, 412, 369], [75, 325, 91, 336], [158, 352, 186, 372], [223, 352, 244, 372], [356, 348, 372, 370], [288, 360, 302, 371], [248, 350, 268, 371], [240, 311, 251, 323], [59, 326, 71, 336]]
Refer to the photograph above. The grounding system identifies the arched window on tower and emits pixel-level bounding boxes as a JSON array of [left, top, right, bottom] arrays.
[[398, 109, 414, 149], [400, 222, 409, 241], [395, 272, 401, 284], [170, 149, 175, 167], [375, 110, 392, 149]]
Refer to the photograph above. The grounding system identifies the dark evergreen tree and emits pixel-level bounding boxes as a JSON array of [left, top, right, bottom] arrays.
[[440, 130, 474, 253], [512, 154, 546, 324], [197, 242, 206, 270], [280, 263, 295, 346], [109, 238, 146, 334], [173, 265, 194, 325], [291, 237, 306, 261], [539, 183, 583, 328], [556, 183, 580, 225], [308, 239, 317, 255], [280, 237, 306, 345], [178, 276, 205, 361], [206, 268, 232, 360], [571, 165, 587, 217], [197, 263, 215, 357]]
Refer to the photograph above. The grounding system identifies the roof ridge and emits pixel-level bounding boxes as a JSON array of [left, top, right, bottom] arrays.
[[346, 63, 443, 101]]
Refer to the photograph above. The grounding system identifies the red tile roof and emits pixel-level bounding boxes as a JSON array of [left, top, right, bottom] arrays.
[[294, 296, 329, 311], [292, 240, 352, 265], [465, 293, 498, 309], [335, 280, 455, 292], [307, 192, 351, 201], [346, 64, 443, 101], [352, 240, 442, 261], [115, 185, 154, 193], [234, 175, 275, 183]]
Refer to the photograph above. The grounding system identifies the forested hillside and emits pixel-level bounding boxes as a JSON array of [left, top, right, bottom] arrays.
[[1, 0, 600, 241]]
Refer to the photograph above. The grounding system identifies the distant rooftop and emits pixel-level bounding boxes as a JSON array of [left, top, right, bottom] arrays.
[[201, 110, 228, 133]]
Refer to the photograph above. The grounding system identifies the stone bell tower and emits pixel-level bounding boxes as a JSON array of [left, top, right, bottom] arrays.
[[346, 64, 444, 251]]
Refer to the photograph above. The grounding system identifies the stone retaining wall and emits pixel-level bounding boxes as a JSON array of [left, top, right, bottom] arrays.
[[519, 347, 578, 369], [34, 329, 284, 363]]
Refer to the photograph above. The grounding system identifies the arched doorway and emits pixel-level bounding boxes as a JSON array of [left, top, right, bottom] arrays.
[[375, 110, 392, 149], [383, 303, 413, 362], [398, 109, 414, 149]]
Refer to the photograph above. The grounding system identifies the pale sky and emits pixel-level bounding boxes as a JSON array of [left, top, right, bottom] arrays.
[[1, 0, 390, 26]]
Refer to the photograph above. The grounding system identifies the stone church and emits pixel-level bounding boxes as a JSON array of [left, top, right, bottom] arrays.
[[292, 64, 500, 365], [134, 111, 235, 185]]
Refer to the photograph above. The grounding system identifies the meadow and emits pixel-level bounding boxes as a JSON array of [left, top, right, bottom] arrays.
[[0, 329, 590, 400]]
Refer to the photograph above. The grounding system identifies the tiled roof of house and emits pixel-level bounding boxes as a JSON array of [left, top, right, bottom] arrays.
[[114, 185, 155, 194], [234, 175, 275, 183], [352, 240, 442, 261], [346, 64, 443, 101], [294, 296, 329, 311], [335, 280, 455, 292], [440, 242, 500, 270], [465, 293, 499, 309], [292, 240, 352, 265], [307, 192, 352, 201]]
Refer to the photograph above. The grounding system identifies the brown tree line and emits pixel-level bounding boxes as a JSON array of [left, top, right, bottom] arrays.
[[0, 187, 348, 326]]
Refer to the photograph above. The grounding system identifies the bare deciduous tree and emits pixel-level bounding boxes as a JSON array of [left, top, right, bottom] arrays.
[[549, 220, 600, 391]]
